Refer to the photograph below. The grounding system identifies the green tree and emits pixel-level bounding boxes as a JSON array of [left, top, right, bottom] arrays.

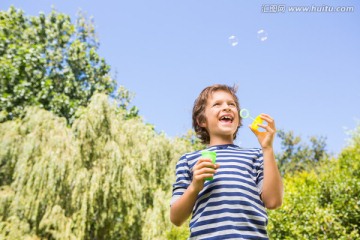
[[276, 129, 328, 176], [0, 6, 116, 124], [268, 126, 360, 239], [0, 93, 195, 239]]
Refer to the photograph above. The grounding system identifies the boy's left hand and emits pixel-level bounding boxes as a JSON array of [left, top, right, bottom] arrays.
[[249, 113, 276, 149]]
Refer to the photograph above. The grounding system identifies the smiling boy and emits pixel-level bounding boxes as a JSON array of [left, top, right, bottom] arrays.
[[170, 84, 283, 239]]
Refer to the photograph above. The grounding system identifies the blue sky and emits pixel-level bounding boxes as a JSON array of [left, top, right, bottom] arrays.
[[2, 1, 359, 155]]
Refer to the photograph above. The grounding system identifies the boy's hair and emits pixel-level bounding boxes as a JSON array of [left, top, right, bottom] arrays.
[[192, 84, 242, 144]]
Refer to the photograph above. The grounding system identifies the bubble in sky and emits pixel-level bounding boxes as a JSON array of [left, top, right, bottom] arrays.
[[228, 35, 238, 47], [257, 29, 268, 42]]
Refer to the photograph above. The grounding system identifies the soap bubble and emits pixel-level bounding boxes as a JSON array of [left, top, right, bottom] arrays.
[[228, 35, 239, 47], [257, 29, 268, 42]]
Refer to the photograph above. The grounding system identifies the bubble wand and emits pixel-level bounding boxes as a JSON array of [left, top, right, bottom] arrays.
[[239, 109, 263, 131]]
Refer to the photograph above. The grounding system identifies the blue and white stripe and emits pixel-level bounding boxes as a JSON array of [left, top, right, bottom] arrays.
[[171, 144, 268, 239]]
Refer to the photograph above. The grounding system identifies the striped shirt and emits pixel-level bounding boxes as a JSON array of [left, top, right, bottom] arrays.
[[171, 144, 268, 240]]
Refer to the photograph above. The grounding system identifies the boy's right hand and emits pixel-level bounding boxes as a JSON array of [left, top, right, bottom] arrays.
[[191, 158, 219, 192]]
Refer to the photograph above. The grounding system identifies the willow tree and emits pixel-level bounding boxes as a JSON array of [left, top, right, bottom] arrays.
[[0, 93, 197, 239], [0, 6, 115, 124], [0, 6, 186, 239]]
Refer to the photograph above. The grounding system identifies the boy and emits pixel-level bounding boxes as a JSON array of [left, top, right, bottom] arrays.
[[170, 84, 283, 239]]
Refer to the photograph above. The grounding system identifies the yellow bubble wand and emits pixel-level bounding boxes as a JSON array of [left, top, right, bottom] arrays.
[[239, 109, 263, 130]]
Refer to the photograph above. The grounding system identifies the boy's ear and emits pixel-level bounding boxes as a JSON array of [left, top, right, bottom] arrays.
[[197, 119, 206, 128]]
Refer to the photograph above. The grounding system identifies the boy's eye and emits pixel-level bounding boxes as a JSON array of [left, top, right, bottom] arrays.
[[213, 103, 219, 107]]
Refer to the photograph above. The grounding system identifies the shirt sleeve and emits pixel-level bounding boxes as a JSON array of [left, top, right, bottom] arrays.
[[254, 149, 264, 195], [170, 154, 192, 206]]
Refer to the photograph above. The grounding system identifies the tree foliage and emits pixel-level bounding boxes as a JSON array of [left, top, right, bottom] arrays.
[[276, 129, 328, 176], [0, 6, 115, 124], [0, 93, 196, 239], [268, 127, 360, 239]]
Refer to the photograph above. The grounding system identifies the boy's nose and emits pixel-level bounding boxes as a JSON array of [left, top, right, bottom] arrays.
[[222, 105, 231, 111]]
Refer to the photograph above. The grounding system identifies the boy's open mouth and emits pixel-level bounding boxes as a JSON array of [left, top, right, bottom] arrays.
[[219, 115, 233, 123]]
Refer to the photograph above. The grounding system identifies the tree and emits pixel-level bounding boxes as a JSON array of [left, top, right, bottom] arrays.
[[267, 126, 360, 239], [276, 129, 328, 176], [0, 6, 116, 124], [0, 93, 195, 239]]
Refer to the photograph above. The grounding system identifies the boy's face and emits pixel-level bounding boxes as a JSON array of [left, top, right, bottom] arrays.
[[199, 90, 240, 141]]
